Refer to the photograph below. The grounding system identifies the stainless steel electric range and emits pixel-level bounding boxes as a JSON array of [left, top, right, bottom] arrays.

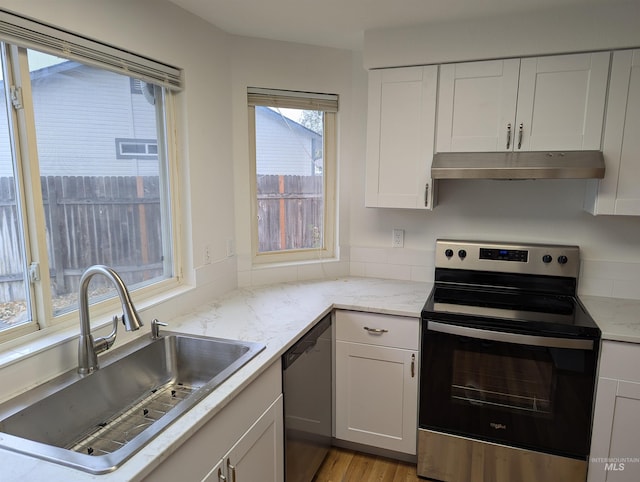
[[418, 240, 601, 482]]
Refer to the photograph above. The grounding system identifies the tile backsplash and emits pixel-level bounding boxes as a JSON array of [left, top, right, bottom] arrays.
[[349, 246, 640, 300]]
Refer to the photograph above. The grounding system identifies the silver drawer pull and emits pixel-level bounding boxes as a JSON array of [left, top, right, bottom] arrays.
[[364, 326, 388, 335]]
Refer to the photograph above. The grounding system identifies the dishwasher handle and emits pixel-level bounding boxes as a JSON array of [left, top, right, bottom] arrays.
[[283, 313, 331, 370]]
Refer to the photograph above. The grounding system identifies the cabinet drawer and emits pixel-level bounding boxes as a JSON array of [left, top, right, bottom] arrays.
[[335, 310, 419, 350]]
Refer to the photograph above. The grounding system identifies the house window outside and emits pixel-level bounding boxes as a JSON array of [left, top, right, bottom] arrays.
[[248, 88, 337, 263], [116, 138, 159, 160], [0, 44, 177, 340]]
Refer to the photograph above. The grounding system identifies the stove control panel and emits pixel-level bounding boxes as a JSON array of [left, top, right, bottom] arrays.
[[479, 248, 528, 262], [436, 239, 580, 278]]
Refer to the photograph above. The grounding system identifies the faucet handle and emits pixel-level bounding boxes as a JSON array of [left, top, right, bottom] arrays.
[[151, 319, 168, 339]]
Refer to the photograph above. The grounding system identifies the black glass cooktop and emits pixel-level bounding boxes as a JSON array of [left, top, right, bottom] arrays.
[[422, 283, 601, 338]]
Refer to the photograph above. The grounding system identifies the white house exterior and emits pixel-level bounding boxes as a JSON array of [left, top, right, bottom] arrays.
[[255, 106, 323, 177], [0, 60, 159, 177]]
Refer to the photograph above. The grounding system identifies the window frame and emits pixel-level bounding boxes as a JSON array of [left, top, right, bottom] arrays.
[[0, 41, 182, 345], [248, 90, 337, 265]]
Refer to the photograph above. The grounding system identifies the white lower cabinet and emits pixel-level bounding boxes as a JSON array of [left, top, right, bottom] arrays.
[[334, 310, 419, 455], [205, 396, 283, 482], [588, 342, 640, 482], [144, 361, 284, 482]]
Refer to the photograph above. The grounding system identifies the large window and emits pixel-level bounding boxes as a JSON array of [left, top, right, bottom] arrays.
[[0, 13, 181, 342], [248, 88, 337, 263]]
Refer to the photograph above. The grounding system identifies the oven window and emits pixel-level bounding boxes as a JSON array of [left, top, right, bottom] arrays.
[[452, 350, 555, 415]]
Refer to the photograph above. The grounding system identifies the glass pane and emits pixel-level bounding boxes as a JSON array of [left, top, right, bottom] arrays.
[[0, 60, 31, 331], [452, 349, 554, 414], [27, 49, 172, 315], [255, 106, 324, 253]]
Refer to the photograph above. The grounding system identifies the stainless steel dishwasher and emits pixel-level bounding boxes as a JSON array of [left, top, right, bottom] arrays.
[[282, 313, 332, 482]]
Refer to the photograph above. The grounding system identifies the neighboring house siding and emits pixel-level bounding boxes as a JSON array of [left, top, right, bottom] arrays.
[[0, 66, 321, 179], [255, 106, 322, 176], [0, 89, 12, 176], [0, 61, 159, 177]]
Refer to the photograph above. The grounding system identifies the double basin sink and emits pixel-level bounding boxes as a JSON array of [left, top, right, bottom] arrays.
[[0, 331, 265, 474]]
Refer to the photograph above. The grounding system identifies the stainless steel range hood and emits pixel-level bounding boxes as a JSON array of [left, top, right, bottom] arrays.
[[431, 151, 605, 180]]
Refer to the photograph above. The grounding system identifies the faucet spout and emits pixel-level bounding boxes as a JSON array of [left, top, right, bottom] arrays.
[[78, 265, 143, 375]]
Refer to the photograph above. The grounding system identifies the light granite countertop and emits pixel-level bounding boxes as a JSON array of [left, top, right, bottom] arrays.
[[1, 277, 638, 481], [0, 277, 430, 482], [581, 295, 640, 344]]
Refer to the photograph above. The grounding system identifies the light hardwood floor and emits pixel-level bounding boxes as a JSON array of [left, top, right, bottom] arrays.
[[313, 447, 422, 482]]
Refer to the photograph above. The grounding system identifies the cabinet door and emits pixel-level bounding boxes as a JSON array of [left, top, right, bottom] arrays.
[[436, 59, 520, 152], [335, 341, 418, 454], [516, 52, 609, 151], [588, 341, 640, 482], [221, 395, 284, 482], [365, 65, 437, 209], [586, 49, 640, 215], [606, 381, 640, 481]]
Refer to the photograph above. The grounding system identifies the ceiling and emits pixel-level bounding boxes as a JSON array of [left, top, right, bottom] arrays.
[[167, 0, 625, 50]]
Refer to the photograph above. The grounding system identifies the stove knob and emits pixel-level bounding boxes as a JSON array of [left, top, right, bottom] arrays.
[[458, 249, 467, 259], [445, 249, 454, 258], [558, 255, 568, 265], [542, 254, 553, 264]]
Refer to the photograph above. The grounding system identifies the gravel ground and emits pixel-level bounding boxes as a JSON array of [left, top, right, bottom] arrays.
[[0, 301, 28, 329], [1, 287, 117, 331]]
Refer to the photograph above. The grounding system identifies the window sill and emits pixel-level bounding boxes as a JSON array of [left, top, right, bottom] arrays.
[[250, 255, 341, 270], [0, 282, 194, 401]]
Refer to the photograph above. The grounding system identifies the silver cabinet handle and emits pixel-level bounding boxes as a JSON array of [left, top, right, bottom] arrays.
[[506, 123, 512, 149], [227, 458, 236, 482], [218, 467, 227, 482], [364, 326, 388, 335], [517, 123, 523, 149], [411, 353, 415, 378]]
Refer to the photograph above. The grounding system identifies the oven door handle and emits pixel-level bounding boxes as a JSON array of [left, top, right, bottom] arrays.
[[427, 321, 594, 350]]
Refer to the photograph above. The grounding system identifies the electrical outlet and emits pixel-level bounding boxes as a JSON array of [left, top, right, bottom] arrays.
[[226, 239, 236, 257], [204, 244, 212, 264], [392, 229, 404, 248]]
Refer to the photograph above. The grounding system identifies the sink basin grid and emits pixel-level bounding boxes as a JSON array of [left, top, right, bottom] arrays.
[[69, 381, 196, 456], [0, 332, 265, 474]]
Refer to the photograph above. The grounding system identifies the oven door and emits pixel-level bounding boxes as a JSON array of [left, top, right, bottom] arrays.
[[419, 320, 598, 459]]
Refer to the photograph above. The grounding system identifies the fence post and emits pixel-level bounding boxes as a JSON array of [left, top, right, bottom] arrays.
[[45, 176, 67, 295], [136, 176, 149, 266]]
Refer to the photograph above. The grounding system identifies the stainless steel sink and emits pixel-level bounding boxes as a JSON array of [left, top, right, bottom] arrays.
[[0, 332, 265, 474]]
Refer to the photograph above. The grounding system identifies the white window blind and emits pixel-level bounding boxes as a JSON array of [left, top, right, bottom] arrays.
[[0, 9, 182, 90], [247, 87, 338, 112]]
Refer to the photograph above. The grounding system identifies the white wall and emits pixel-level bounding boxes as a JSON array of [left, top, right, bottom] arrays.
[[0, 0, 237, 301], [364, 2, 640, 68], [354, 2, 640, 299], [0, 0, 243, 400], [1, 0, 640, 307], [229, 36, 354, 285]]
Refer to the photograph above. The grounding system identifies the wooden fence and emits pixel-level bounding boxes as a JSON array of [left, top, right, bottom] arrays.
[[257, 175, 323, 253], [0, 174, 322, 303], [0, 176, 163, 303]]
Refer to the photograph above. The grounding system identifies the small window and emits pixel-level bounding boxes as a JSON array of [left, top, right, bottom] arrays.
[[116, 138, 159, 160], [248, 88, 337, 263]]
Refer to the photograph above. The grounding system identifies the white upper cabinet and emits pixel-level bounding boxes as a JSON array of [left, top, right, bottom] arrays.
[[365, 65, 437, 209], [585, 49, 640, 215], [437, 59, 520, 152], [436, 52, 610, 153]]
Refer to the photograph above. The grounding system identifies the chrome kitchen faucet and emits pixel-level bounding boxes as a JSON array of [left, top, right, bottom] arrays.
[[77, 265, 144, 375]]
